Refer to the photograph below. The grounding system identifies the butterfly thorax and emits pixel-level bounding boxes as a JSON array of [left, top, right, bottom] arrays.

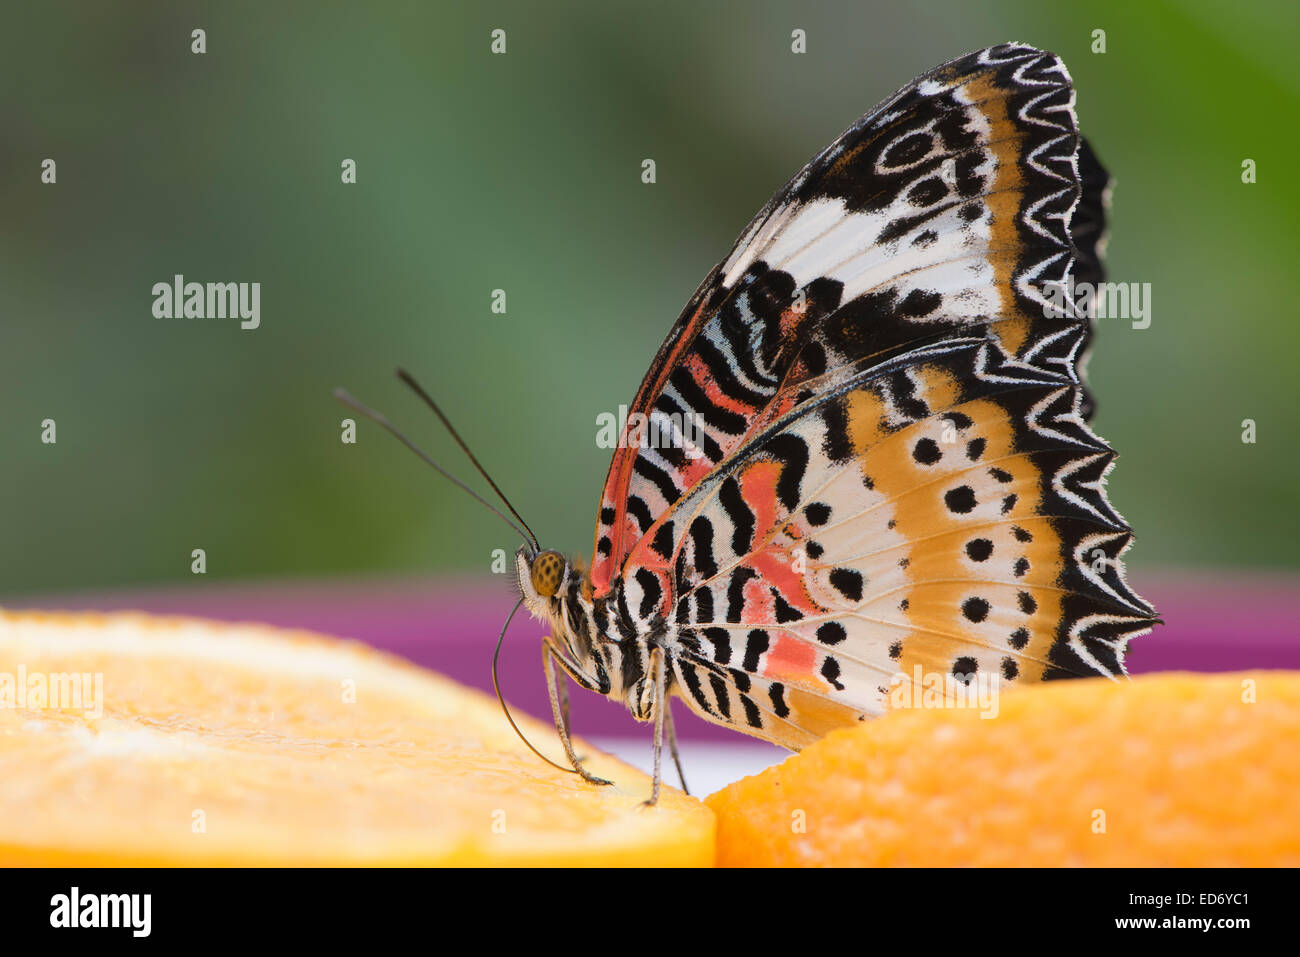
[[514, 547, 660, 720]]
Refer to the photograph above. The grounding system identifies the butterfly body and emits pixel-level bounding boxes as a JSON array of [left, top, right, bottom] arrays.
[[517, 547, 645, 715]]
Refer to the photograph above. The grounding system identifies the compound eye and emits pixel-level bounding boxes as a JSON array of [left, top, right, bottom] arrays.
[[530, 550, 565, 597]]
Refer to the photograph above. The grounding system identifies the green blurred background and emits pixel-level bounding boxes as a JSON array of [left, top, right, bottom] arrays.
[[2, 0, 1297, 597]]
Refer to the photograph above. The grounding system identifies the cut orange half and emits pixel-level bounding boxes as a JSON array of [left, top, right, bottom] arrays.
[[0, 610, 713, 866], [708, 671, 1300, 866]]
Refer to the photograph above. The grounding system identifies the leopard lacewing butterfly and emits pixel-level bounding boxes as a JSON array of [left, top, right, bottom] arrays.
[[340, 42, 1158, 804]]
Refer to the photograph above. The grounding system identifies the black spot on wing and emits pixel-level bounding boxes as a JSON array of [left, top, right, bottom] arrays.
[[678, 661, 715, 717], [897, 288, 941, 318], [726, 567, 758, 623], [768, 682, 790, 719], [764, 433, 810, 513], [719, 476, 755, 555], [829, 568, 864, 602], [709, 672, 732, 719], [704, 627, 731, 665], [962, 597, 990, 623], [635, 569, 662, 620], [817, 621, 847, 645], [945, 411, 973, 430], [651, 521, 675, 560], [908, 176, 947, 207], [955, 151, 984, 197], [686, 517, 717, 581], [805, 502, 831, 526], [743, 629, 770, 671], [913, 437, 942, 465], [952, 656, 978, 684], [694, 586, 714, 623], [945, 486, 977, 514], [626, 496, 653, 531], [820, 401, 854, 464], [773, 590, 803, 622]]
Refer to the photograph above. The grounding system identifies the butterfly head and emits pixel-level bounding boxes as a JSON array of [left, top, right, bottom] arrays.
[[529, 549, 566, 597], [515, 546, 571, 618], [514, 546, 614, 696]]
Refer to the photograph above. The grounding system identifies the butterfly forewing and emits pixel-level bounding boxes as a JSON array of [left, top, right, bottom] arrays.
[[593, 43, 1098, 592]]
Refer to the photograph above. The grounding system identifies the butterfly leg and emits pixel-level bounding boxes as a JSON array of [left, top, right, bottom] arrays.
[[556, 663, 599, 764], [642, 647, 667, 806], [554, 662, 586, 761], [664, 698, 690, 795], [544, 644, 612, 787]]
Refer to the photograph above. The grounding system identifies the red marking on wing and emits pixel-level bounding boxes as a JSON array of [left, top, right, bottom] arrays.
[[739, 462, 781, 543], [678, 452, 715, 489], [741, 570, 774, 622], [763, 633, 818, 683], [746, 550, 821, 618], [684, 355, 753, 420]]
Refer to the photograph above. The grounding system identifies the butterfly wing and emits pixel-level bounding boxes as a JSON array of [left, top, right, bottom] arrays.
[[588, 42, 1156, 748], [591, 42, 1107, 596], [1071, 139, 1114, 421], [657, 338, 1155, 748]]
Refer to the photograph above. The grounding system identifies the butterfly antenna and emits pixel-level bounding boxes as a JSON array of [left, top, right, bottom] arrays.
[[494, 596, 581, 775], [333, 387, 535, 547], [394, 368, 540, 553]]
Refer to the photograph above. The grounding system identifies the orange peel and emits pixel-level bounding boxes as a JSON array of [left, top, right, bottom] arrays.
[[707, 671, 1300, 866]]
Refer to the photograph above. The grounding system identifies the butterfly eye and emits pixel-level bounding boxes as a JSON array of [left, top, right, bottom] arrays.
[[530, 550, 566, 597]]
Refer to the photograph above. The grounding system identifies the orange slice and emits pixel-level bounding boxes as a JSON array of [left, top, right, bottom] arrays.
[[0, 610, 713, 866], [707, 671, 1300, 866]]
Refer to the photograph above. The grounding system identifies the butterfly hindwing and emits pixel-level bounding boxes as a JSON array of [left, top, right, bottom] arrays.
[[660, 340, 1154, 747]]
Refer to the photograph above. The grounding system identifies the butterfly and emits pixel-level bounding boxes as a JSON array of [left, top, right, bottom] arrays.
[[340, 42, 1158, 804]]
